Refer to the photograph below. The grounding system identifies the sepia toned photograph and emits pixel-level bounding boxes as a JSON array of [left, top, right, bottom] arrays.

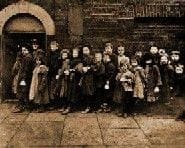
[[0, 0, 184, 147]]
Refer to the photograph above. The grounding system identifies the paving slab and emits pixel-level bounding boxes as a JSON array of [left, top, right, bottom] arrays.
[[96, 113, 119, 118], [2, 113, 28, 124], [61, 116, 103, 146], [84, 146, 106, 148], [0, 113, 9, 124], [150, 145, 185, 148], [26, 113, 65, 122], [135, 116, 185, 145], [97, 115, 139, 129], [8, 122, 64, 147], [67, 112, 97, 118], [107, 146, 150, 148], [0, 123, 21, 147], [0, 103, 14, 110], [102, 128, 150, 146], [0, 105, 15, 124]]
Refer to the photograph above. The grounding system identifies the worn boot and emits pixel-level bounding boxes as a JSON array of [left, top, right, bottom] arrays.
[[81, 107, 91, 114], [62, 107, 71, 115]]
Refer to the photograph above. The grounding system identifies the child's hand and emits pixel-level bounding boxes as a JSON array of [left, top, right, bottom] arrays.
[[20, 80, 26, 86], [154, 86, 160, 93], [64, 70, 69, 75], [56, 75, 59, 79], [82, 67, 88, 73]]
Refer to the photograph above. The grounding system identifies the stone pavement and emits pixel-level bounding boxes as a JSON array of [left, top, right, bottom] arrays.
[[0, 103, 184, 148]]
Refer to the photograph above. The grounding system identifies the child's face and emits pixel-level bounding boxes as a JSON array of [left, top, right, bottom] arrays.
[[36, 59, 41, 65], [160, 56, 168, 65], [158, 49, 166, 56], [171, 54, 180, 62], [131, 60, 138, 66], [95, 53, 102, 62], [22, 47, 29, 55], [33, 44, 39, 50], [50, 44, 58, 52], [175, 65, 184, 74], [62, 53, 68, 60], [73, 50, 79, 58], [117, 46, 125, 55], [150, 47, 158, 54], [105, 46, 113, 54], [135, 51, 142, 58], [120, 64, 127, 72], [83, 47, 90, 55]]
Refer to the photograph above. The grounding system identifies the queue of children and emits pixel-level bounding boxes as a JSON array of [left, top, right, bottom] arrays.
[[12, 40, 185, 118]]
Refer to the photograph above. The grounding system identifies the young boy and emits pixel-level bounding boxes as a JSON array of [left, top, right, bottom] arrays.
[[81, 46, 95, 113], [114, 62, 134, 118], [55, 49, 71, 114], [102, 53, 117, 112], [93, 52, 105, 111]]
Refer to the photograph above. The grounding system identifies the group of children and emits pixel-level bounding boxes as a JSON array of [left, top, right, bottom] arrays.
[[12, 40, 185, 118]]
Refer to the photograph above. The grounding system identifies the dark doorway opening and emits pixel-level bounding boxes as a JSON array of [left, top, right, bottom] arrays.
[[2, 33, 46, 100]]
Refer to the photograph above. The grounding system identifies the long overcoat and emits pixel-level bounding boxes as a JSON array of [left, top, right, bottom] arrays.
[[29, 65, 49, 104], [17, 53, 34, 102], [145, 65, 162, 102]]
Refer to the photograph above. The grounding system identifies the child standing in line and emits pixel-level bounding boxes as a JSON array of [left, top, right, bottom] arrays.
[[93, 52, 105, 111], [102, 53, 117, 112], [144, 54, 162, 115], [29, 57, 49, 112], [55, 49, 71, 114], [81, 46, 95, 114], [65, 48, 83, 114], [131, 58, 145, 114], [114, 62, 134, 118]]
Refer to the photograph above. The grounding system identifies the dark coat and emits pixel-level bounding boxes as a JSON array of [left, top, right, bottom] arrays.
[[113, 81, 124, 104], [68, 58, 82, 103], [145, 64, 162, 102], [110, 53, 118, 68], [54, 59, 70, 98], [93, 62, 105, 89], [104, 61, 117, 99], [48, 50, 60, 77], [30, 65, 49, 105], [17, 53, 34, 101], [113, 70, 134, 104], [48, 50, 60, 100], [159, 64, 173, 102], [81, 55, 94, 96], [172, 63, 185, 96]]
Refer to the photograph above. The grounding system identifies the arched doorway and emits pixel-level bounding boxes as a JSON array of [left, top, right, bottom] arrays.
[[0, 1, 55, 101], [2, 14, 46, 100]]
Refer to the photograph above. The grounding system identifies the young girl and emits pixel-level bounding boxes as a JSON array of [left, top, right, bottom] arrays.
[[159, 55, 173, 104], [144, 54, 162, 115], [29, 57, 49, 112], [117, 45, 130, 68], [102, 53, 117, 112], [13, 46, 34, 113], [63, 48, 82, 114], [131, 58, 145, 114], [114, 62, 134, 118], [81, 46, 95, 114], [55, 49, 70, 114], [131, 58, 145, 100], [93, 52, 105, 111]]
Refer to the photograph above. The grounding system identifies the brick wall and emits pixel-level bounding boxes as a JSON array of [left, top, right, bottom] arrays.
[[0, 0, 185, 52], [82, 0, 185, 53]]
